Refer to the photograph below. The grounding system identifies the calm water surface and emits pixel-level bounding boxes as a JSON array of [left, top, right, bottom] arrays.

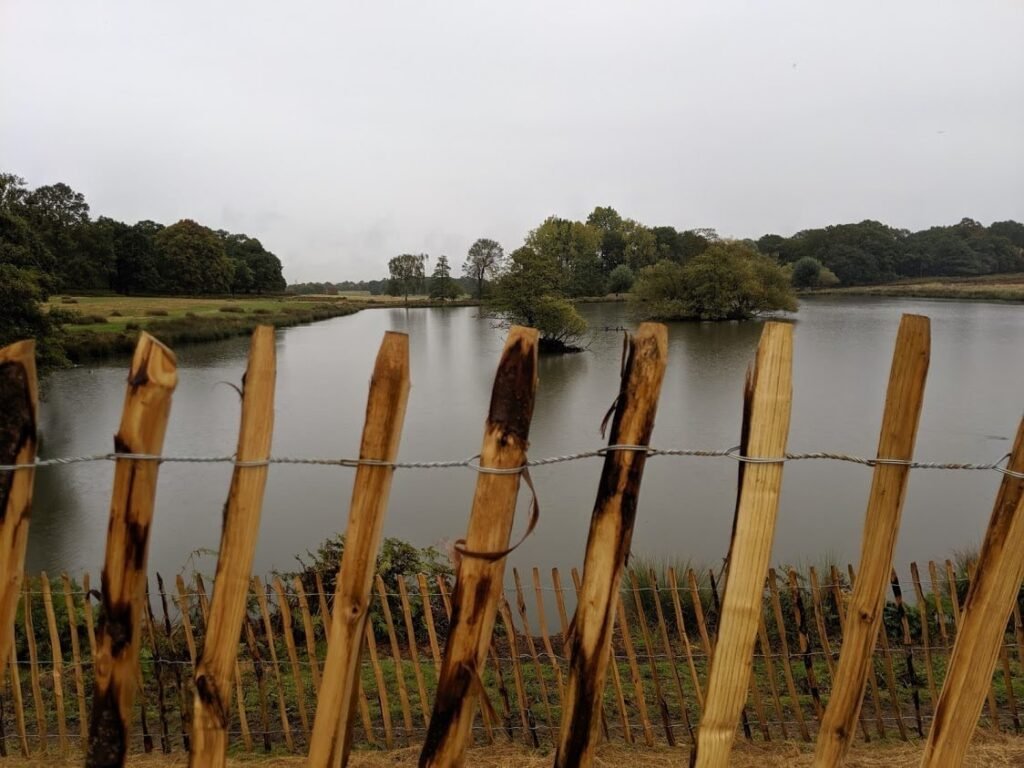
[[28, 297, 1024, 584]]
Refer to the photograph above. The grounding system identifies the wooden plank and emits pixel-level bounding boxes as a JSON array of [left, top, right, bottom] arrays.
[[921, 421, 1024, 765], [156, 573, 192, 752], [944, 560, 999, 726], [274, 577, 311, 742], [396, 577, 431, 731], [0, 340, 38, 679], [667, 567, 704, 712], [707, 569, 753, 742], [87, 333, 177, 766], [417, 574, 443, 674], [314, 571, 332, 640], [307, 331, 411, 767], [8, 640, 29, 756], [890, 569, 924, 736], [767, 569, 810, 741], [569, 566, 617, 744], [928, 561, 951, 650], [418, 326, 539, 767], [692, 322, 794, 768], [909, 563, 939, 710], [786, 569, 823, 723], [648, 570, 693, 740], [253, 576, 295, 751], [531, 567, 565, 708], [629, 570, 676, 744], [616, 595, 655, 746], [756, 610, 787, 739], [830, 564, 886, 739], [512, 568, 554, 732], [188, 326, 275, 765], [374, 576, 414, 739], [498, 598, 530, 736], [364, 623, 394, 749], [814, 314, 929, 765], [140, 583, 171, 752], [40, 573, 68, 753], [294, 577, 323, 692], [23, 584, 46, 752], [553, 323, 668, 766]]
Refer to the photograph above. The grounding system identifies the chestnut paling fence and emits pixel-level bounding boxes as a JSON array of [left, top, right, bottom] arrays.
[[0, 316, 1022, 768]]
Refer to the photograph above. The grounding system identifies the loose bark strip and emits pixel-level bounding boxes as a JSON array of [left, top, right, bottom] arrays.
[[253, 577, 295, 751], [40, 573, 69, 752], [909, 564, 939, 709], [553, 323, 668, 767], [86, 333, 177, 767], [418, 574, 443, 674], [616, 596, 655, 746], [0, 341, 38, 673], [274, 577, 312, 741], [629, 570, 675, 744], [531, 567, 566, 707], [786, 569, 823, 722], [156, 573, 192, 751], [418, 326, 539, 767], [307, 331, 411, 767], [187, 326, 275, 764], [921, 417, 1024, 767], [831, 565, 886, 739], [140, 584, 171, 753], [23, 585, 45, 751], [814, 314, 929, 766], [364, 623, 394, 749], [375, 576, 414, 738], [667, 567, 704, 712], [649, 570, 693, 740], [8, 642, 29, 756], [692, 321, 794, 768], [512, 569, 554, 732], [890, 570, 924, 736], [396, 577, 431, 730], [295, 578, 323, 692], [767, 569, 810, 741]]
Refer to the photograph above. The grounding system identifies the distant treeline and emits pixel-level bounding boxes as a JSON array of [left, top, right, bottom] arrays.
[[287, 275, 479, 297], [0, 172, 286, 296]]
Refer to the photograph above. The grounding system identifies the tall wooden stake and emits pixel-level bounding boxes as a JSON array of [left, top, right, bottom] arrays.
[[919, 415, 1024, 767], [306, 331, 411, 767], [87, 332, 177, 767], [0, 340, 38, 671], [189, 326, 276, 767], [553, 322, 669, 768], [814, 314, 929, 766], [691, 321, 794, 768], [418, 326, 539, 768]]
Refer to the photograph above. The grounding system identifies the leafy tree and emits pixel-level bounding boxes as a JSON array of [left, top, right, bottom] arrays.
[[525, 217, 603, 296], [388, 253, 427, 305], [220, 232, 286, 294], [0, 264, 66, 366], [488, 246, 587, 352], [0, 173, 29, 211], [607, 264, 634, 294], [429, 254, 460, 301], [585, 205, 623, 233], [791, 257, 823, 288], [153, 219, 233, 294], [632, 242, 796, 321], [621, 220, 660, 272], [463, 238, 504, 299]]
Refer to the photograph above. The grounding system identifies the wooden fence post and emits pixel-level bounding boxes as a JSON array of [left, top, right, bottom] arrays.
[[553, 322, 668, 768], [690, 321, 794, 768], [814, 314, 929, 766], [306, 331, 411, 767], [0, 340, 38, 671], [418, 326, 539, 767], [40, 573, 68, 753], [190, 326, 276, 766], [87, 332, 177, 767], [920, 415, 1024, 767]]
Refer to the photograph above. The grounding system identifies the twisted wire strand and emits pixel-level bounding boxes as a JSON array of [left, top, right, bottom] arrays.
[[1, 445, 1019, 478]]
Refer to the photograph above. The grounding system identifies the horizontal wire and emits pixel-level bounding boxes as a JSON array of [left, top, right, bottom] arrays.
[[0, 445, 1019, 478]]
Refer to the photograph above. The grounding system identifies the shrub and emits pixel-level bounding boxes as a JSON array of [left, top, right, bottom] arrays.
[[219, 305, 245, 313], [125, 322, 141, 331], [792, 257, 823, 288], [60, 296, 79, 304], [146, 309, 169, 317], [252, 307, 272, 315], [109, 309, 123, 317], [607, 264, 635, 295]]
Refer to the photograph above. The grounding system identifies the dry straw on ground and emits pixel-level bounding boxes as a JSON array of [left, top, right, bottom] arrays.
[[7, 736, 1024, 767]]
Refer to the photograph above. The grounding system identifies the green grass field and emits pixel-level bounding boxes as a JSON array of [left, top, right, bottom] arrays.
[[803, 273, 1024, 302]]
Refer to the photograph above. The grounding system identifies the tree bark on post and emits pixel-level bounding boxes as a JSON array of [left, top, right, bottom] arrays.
[[419, 326, 539, 768], [87, 332, 177, 767], [0, 340, 38, 672], [553, 322, 669, 768], [306, 331, 411, 768]]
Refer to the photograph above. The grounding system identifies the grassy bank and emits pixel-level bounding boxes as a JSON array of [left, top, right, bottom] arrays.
[[802, 273, 1024, 302], [48, 295, 362, 362]]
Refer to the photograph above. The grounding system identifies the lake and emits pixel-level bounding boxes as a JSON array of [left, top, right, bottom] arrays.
[[27, 297, 1024, 585]]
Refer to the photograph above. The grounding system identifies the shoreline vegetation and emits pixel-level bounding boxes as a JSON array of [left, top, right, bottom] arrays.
[[801, 272, 1024, 302]]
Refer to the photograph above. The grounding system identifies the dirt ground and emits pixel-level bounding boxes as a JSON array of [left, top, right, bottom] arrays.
[[7, 736, 1024, 767]]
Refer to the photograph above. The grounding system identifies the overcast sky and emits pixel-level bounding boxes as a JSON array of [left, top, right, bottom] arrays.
[[2, 1, 1022, 282]]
